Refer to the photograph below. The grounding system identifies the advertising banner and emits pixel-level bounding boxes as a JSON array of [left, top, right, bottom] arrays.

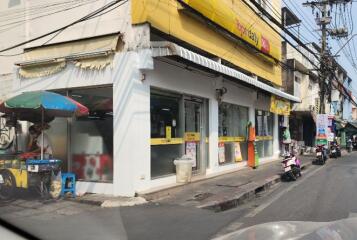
[[316, 114, 329, 144], [185, 142, 197, 167], [218, 142, 225, 163]]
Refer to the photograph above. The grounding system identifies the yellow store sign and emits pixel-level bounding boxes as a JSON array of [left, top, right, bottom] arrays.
[[270, 95, 291, 116], [132, 0, 282, 86], [179, 0, 279, 61], [184, 132, 201, 142]]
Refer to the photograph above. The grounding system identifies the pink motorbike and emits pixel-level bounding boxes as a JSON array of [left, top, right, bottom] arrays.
[[281, 153, 301, 181]]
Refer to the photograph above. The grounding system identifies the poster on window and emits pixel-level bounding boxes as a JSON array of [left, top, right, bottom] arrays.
[[234, 142, 243, 162], [218, 142, 225, 163], [73, 154, 113, 181], [263, 115, 268, 135], [186, 142, 197, 168]]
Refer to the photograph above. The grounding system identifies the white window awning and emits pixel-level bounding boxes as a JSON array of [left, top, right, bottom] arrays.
[[149, 41, 301, 103]]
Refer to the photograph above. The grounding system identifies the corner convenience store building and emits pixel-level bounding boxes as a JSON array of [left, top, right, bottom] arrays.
[[12, 0, 299, 196]]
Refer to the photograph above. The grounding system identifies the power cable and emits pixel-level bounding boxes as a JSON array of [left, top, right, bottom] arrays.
[[244, 0, 355, 104], [0, 0, 126, 54], [281, 0, 320, 41], [0, 0, 92, 17], [0, 0, 99, 33]]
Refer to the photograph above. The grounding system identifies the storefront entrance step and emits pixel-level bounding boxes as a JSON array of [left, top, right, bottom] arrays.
[[65, 194, 147, 208]]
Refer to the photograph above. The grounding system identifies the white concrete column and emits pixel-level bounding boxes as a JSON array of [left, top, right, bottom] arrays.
[[248, 107, 255, 127], [273, 113, 279, 157], [208, 98, 219, 172], [112, 52, 151, 196]]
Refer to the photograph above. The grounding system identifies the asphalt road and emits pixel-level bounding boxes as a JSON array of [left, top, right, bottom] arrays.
[[1, 152, 357, 240], [213, 151, 357, 237]]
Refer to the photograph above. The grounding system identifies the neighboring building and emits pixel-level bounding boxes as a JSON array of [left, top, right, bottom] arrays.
[[328, 62, 348, 119], [282, 41, 319, 149], [342, 77, 353, 121], [0, 0, 299, 196], [352, 106, 357, 120]]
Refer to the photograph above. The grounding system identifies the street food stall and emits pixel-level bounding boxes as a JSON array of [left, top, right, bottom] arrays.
[[0, 91, 88, 200]]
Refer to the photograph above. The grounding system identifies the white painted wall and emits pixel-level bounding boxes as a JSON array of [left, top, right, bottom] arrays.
[[0, 73, 13, 101], [112, 51, 152, 196], [11, 50, 153, 196], [0, 0, 26, 74], [285, 44, 318, 71], [137, 58, 279, 193], [0, 0, 150, 103]]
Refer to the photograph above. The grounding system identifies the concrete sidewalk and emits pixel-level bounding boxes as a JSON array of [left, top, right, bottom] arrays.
[[147, 155, 314, 212], [69, 155, 315, 209]]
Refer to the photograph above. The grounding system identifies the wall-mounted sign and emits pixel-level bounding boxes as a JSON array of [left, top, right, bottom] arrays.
[[179, 0, 280, 61], [218, 142, 225, 163], [186, 142, 197, 167], [270, 96, 291, 116], [256, 136, 273, 141], [184, 132, 200, 142], [219, 136, 245, 142]]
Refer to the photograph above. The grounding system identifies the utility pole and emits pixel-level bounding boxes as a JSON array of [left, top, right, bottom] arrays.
[[303, 0, 351, 114], [319, 2, 328, 114]]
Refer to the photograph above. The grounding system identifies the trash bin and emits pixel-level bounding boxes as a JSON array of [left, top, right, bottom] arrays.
[[174, 156, 193, 183]]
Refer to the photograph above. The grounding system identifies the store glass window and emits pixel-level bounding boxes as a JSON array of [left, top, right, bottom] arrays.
[[46, 118, 68, 171], [151, 91, 183, 178], [70, 87, 113, 182], [255, 110, 273, 158], [218, 102, 248, 164]]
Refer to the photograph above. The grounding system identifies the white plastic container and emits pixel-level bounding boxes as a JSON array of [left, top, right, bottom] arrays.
[[174, 156, 193, 183]]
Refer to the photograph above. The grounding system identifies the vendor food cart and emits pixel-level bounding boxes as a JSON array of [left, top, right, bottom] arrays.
[[0, 91, 88, 200]]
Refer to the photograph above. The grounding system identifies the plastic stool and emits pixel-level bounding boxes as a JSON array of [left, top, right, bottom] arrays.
[[61, 172, 76, 198]]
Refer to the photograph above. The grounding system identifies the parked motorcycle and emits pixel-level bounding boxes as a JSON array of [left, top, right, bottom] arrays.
[[281, 153, 301, 181], [329, 142, 341, 158], [347, 139, 353, 153], [315, 144, 327, 165]]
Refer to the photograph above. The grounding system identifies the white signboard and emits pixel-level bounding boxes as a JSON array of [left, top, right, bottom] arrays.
[[186, 142, 197, 168], [316, 114, 329, 140], [218, 142, 225, 163]]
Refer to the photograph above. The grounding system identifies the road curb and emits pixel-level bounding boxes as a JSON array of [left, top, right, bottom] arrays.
[[67, 161, 314, 209], [64, 197, 103, 206], [64, 196, 147, 208], [198, 161, 312, 212]]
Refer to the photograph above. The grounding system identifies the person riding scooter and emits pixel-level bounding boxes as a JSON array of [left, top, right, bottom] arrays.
[[330, 139, 341, 158], [347, 138, 353, 153], [316, 144, 327, 165]]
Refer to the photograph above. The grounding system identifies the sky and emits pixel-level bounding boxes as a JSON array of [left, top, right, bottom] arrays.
[[282, 0, 357, 96]]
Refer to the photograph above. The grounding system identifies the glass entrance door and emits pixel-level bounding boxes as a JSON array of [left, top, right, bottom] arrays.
[[184, 97, 207, 174]]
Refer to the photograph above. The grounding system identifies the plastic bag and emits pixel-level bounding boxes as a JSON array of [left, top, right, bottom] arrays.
[[49, 170, 62, 199]]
